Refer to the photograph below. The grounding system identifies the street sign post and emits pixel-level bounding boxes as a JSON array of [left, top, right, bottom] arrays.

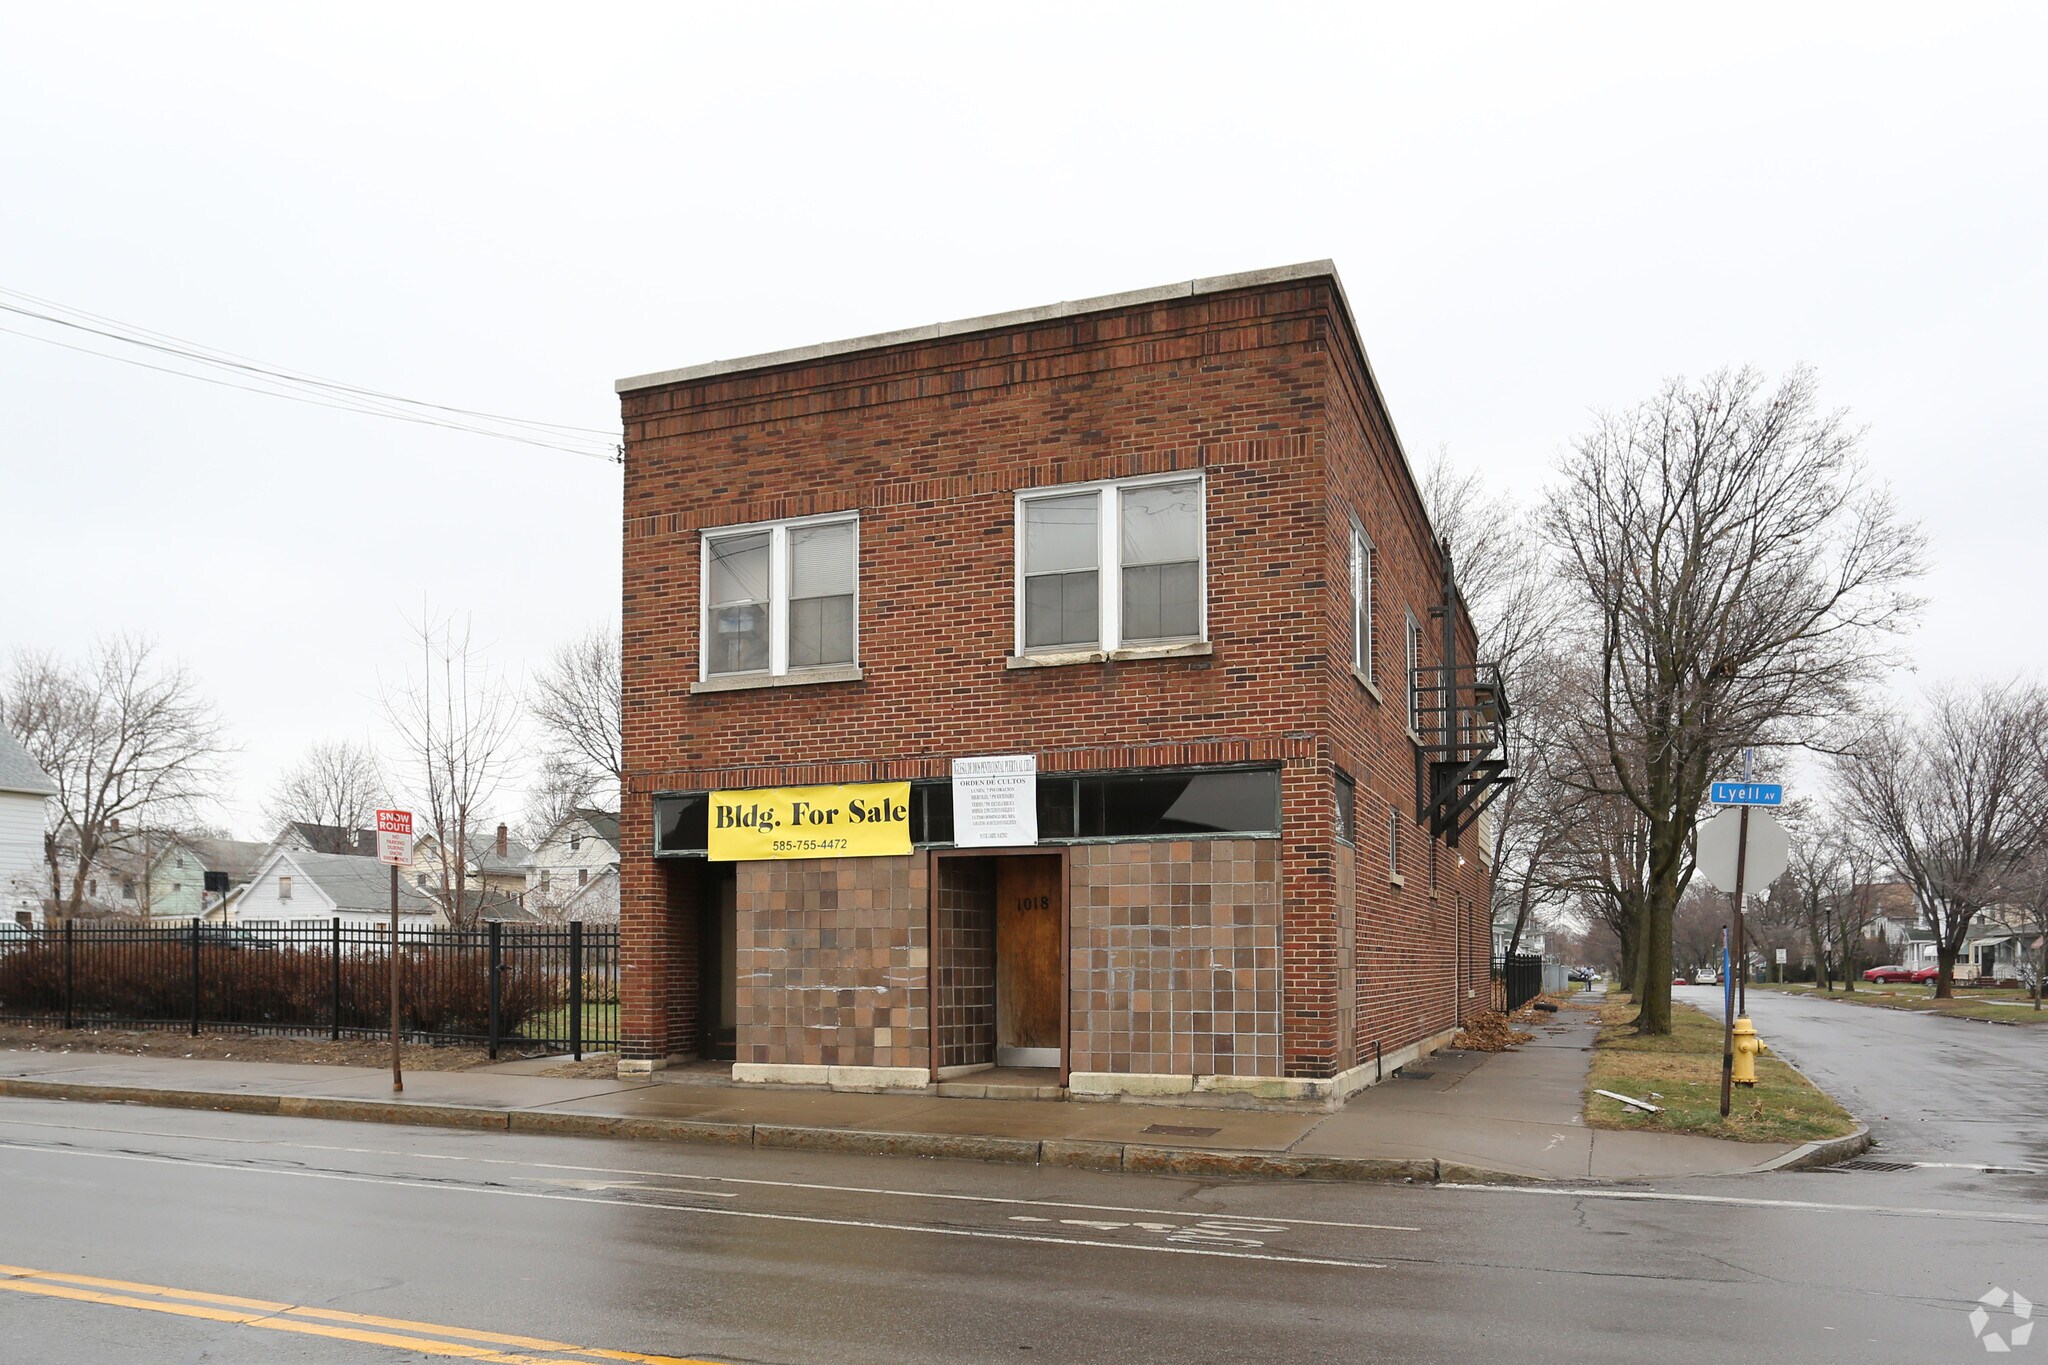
[[374, 809, 412, 1093], [1698, 774, 1790, 1115]]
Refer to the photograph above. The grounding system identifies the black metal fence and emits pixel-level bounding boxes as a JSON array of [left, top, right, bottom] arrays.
[[1492, 953, 1543, 1013], [0, 921, 619, 1059]]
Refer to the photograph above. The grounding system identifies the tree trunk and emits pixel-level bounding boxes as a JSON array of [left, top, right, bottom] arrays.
[[1633, 820, 1685, 1035], [1634, 895, 1673, 1033], [1934, 942, 1956, 1000]]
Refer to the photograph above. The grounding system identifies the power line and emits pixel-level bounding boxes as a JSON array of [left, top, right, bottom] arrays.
[[0, 323, 623, 461], [0, 289, 623, 463]]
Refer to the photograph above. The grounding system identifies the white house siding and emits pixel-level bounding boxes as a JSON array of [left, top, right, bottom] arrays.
[[0, 792, 49, 928], [233, 858, 339, 924], [525, 814, 621, 920]]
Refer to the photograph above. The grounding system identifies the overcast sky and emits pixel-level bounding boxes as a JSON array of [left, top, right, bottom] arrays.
[[2, 3, 2042, 837]]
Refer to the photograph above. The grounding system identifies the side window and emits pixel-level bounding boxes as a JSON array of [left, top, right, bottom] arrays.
[[1335, 772, 1357, 845], [1350, 522, 1374, 681], [278, 876, 293, 902], [1405, 611, 1424, 735], [1388, 807, 1402, 882]]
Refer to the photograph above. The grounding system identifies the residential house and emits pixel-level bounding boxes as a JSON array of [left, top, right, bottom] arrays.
[[270, 823, 378, 858], [406, 823, 532, 901], [231, 847, 446, 933], [0, 727, 56, 929], [1965, 906, 2043, 984], [614, 262, 1510, 1098], [525, 809, 621, 922]]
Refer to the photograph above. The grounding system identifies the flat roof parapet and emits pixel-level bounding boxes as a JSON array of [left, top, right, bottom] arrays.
[[614, 261, 1345, 394]]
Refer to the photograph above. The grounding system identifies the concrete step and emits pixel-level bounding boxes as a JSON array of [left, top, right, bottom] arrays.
[[935, 1081, 1066, 1101]]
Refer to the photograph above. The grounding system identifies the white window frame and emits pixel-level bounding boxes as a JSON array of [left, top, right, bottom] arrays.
[[1405, 610, 1424, 737], [277, 875, 293, 902], [1388, 807, 1403, 884], [1013, 473, 1207, 656], [1350, 519, 1375, 683], [699, 512, 861, 681]]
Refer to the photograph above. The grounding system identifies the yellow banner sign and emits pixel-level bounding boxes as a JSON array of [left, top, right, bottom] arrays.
[[706, 782, 911, 862]]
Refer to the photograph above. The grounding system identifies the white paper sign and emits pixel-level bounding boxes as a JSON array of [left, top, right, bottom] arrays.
[[951, 755, 1038, 848]]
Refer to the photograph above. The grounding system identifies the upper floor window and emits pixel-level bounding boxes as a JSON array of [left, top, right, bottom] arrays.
[[1405, 611, 1425, 735], [1350, 521, 1375, 682], [702, 514, 858, 678], [568, 833, 581, 852], [278, 876, 293, 902], [1017, 476, 1204, 654], [121, 878, 137, 900], [1335, 771, 1357, 845]]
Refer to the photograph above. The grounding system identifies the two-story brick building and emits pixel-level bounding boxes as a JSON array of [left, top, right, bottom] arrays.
[[615, 261, 1509, 1106]]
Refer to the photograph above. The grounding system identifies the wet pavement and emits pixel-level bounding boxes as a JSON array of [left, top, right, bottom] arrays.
[[1713, 984, 2048, 1173], [0, 1089, 2037, 1365]]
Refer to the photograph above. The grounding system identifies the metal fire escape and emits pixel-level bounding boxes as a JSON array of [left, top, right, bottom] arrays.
[[1412, 541, 1516, 847]]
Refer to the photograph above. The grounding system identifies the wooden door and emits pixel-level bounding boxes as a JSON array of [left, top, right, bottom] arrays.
[[994, 856, 1062, 1065]]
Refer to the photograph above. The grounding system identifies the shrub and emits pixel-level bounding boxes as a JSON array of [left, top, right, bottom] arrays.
[[0, 932, 544, 1039]]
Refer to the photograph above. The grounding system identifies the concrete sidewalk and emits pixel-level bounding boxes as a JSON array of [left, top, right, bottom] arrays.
[[0, 1005, 1858, 1184]]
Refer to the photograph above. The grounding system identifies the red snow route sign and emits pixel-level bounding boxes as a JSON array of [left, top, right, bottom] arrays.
[[374, 809, 413, 866]]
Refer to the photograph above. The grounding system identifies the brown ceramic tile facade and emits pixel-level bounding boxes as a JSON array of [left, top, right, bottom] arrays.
[[933, 857, 996, 1068], [735, 854, 928, 1068], [1068, 839, 1281, 1078]]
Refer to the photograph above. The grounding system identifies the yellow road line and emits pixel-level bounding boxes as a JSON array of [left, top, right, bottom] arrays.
[[0, 1263, 717, 1364]]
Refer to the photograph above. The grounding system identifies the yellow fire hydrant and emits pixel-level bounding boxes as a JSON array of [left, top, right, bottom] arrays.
[[1732, 1016, 1762, 1087]]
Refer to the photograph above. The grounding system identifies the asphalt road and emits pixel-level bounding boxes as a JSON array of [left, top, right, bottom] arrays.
[[3, 1001, 2041, 1365], [1698, 982, 2048, 1171]]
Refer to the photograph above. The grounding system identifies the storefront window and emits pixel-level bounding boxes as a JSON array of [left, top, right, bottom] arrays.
[[654, 767, 1280, 857]]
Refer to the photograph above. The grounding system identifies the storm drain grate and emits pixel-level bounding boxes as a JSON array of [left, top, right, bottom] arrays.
[[1822, 1158, 1916, 1173], [1142, 1124, 1220, 1138]]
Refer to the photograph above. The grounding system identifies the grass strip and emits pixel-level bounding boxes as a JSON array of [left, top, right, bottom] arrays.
[[1751, 981, 2047, 1024], [1584, 995, 1858, 1143]]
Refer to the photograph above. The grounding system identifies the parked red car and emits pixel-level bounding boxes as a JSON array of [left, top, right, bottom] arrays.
[[1863, 965, 1940, 984]]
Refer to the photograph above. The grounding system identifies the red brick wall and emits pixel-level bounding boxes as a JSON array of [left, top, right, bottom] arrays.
[[1317, 307, 1496, 1061]]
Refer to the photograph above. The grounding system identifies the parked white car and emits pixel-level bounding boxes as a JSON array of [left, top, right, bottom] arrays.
[[1692, 968, 1719, 985]]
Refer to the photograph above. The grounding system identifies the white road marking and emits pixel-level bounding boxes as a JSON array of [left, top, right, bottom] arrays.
[[0, 1106, 1422, 1232], [0, 1140, 1381, 1270], [1905, 1161, 2043, 1175], [1438, 1184, 2048, 1225]]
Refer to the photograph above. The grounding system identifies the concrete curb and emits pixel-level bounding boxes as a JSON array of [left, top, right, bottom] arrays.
[[1758, 1123, 1873, 1172], [1747, 1044, 1872, 1172], [0, 1077, 1600, 1187]]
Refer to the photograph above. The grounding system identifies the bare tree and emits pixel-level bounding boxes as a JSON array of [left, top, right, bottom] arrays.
[[263, 739, 386, 850], [529, 626, 622, 813], [1769, 810, 1886, 991], [383, 614, 520, 928], [1834, 681, 2048, 998], [3, 636, 229, 920], [1541, 366, 1925, 1032], [1424, 457, 1574, 957]]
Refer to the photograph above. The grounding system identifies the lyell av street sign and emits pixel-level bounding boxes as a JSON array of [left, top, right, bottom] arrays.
[[1710, 782, 1783, 806]]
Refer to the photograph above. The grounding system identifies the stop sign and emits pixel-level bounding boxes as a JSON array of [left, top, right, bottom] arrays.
[[1695, 807, 1789, 894]]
